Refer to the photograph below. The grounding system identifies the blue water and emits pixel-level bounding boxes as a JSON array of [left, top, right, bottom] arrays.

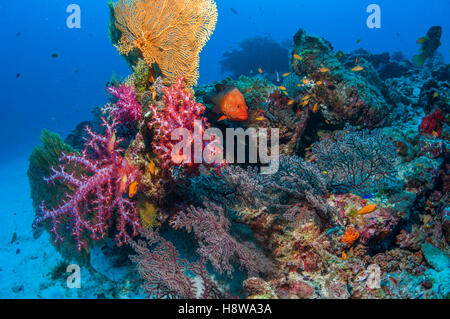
[[1, 0, 449, 162]]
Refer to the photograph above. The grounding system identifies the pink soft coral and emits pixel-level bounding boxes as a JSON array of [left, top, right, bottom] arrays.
[[149, 77, 222, 172], [106, 84, 142, 125], [32, 118, 141, 250]]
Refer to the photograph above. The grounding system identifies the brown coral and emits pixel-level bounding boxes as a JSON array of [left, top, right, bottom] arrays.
[[113, 0, 218, 87]]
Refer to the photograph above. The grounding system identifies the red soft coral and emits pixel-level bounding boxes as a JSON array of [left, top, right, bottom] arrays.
[[32, 118, 141, 250], [149, 77, 222, 172], [419, 108, 445, 137]]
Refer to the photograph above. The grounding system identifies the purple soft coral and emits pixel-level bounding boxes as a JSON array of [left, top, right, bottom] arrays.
[[106, 84, 142, 125], [32, 118, 141, 250], [171, 200, 273, 278]]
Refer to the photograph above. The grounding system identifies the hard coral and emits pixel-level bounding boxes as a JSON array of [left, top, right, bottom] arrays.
[[32, 118, 141, 250], [112, 0, 217, 86]]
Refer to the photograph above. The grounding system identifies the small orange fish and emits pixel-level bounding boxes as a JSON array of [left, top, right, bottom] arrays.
[[351, 65, 364, 72], [282, 72, 291, 77], [302, 95, 311, 101], [316, 81, 323, 85], [119, 174, 128, 194], [149, 160, 155, 175], [302, 79, 310, 85], [325, 120, 330, 124], [297, 83, 302, 87], [108, 132, 116, 153], [417, 37, 428, 44], [357, 204, 378, 215], [287, 99, 295, 106], [320, 67, 330, 73], [278, 86, 287, 91], [11, 232, 17, 245], [302, 100, 309, 106], [258, 68, 263, 74], [129, 181, 138, 198], [255, 117, 264, 121], [342, 251, 348, 260], [355, 57, 359, 64], [313, 103, 319, 113], [205, 84, 248, 122], [293, 54, 302, 60]]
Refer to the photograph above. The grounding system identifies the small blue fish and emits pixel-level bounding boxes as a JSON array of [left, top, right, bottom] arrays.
[[362, 193, 374, 199], [326, 226, 343, 237]]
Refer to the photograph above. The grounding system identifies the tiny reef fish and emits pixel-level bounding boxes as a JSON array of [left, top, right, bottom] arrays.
[[129, 181, 138, 198], [357, 204, 378, 215], [352, 65, 364, 72]]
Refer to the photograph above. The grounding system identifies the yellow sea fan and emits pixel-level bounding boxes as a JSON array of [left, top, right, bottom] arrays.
[[113, 0, 218, 87], [138, 200, 159, 229]]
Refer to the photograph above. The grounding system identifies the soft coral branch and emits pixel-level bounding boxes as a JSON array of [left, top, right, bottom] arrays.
[[171, 200, 273, 278], [32, 118, 141, 250]]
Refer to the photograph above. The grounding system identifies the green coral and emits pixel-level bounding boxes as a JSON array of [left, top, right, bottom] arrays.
[[132, 59, 151, 95], [27, 130, 91, 264], [107, 1, 140, 68], [27, 129, 78, 212], [413, 26, 442, 67]]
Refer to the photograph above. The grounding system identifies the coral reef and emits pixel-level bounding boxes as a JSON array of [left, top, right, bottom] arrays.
[[29, 6, 450, 299]]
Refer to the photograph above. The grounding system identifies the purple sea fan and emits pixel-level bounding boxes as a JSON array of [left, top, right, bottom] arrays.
[[106, 84, 142, 124], [312, 124, 398, 194], [171, 200, 273, 278], [128, 228, 223, 299]]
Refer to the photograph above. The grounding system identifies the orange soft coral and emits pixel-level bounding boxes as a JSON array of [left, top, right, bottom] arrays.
[[341, 226, 360, 247], [113, 0, 218, 87]]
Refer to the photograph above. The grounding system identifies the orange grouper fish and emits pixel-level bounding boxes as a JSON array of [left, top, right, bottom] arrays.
[[204, 84, 248, 121]]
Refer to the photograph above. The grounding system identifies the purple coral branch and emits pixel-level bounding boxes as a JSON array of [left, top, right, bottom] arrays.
[[32, 118, 141, 250], [172, 200, 272, 278]]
